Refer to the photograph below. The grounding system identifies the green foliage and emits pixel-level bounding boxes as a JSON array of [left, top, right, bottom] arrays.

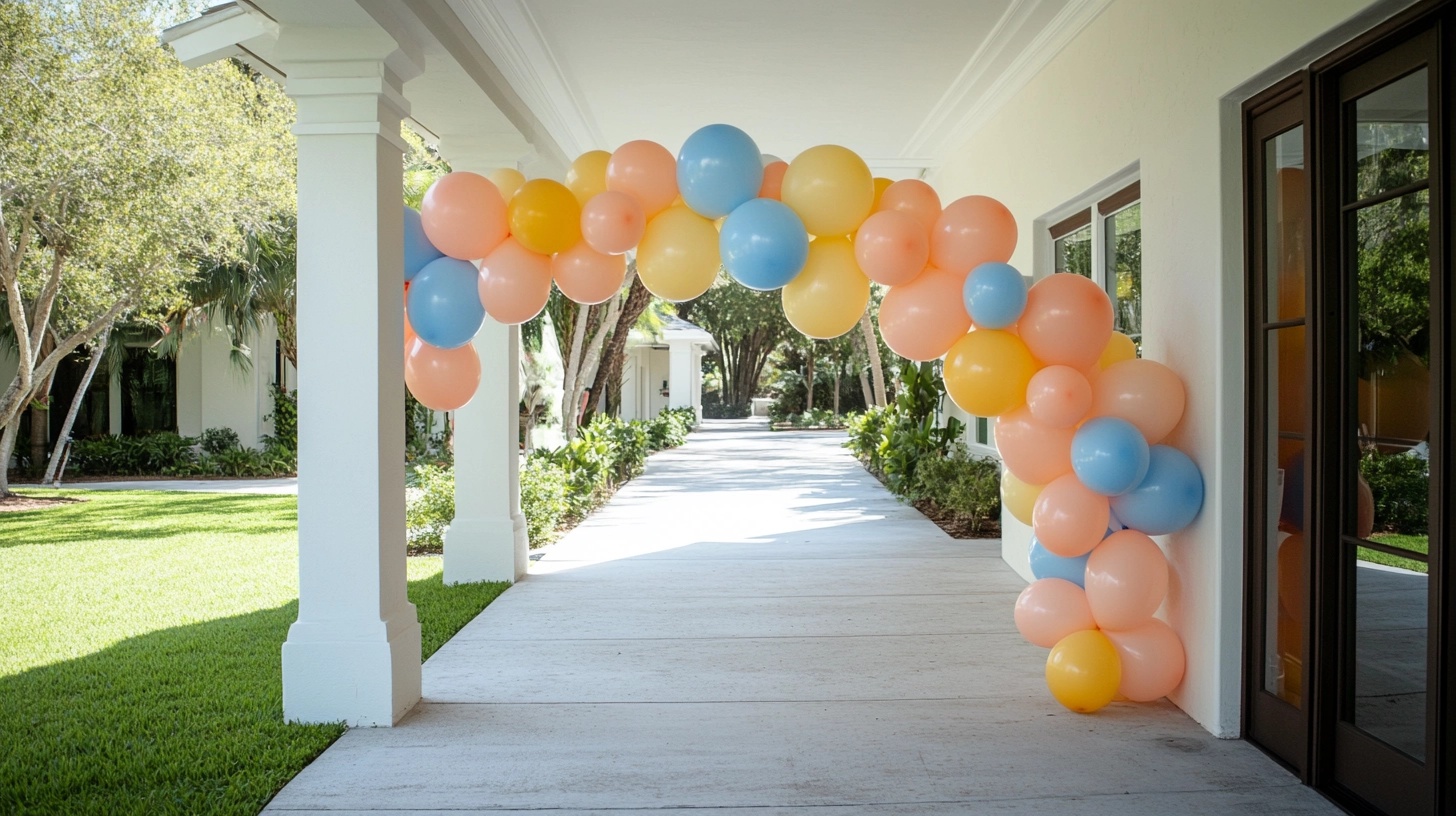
[[1359, 450, 1429, 535], [405, 464, 455, 554], [647, 407, 694, 449], [912, 444, 1001, 533], [263, 386, 297, 454], [877, 362, 964, 495], [778, 409, 850, 429], [588, 415, 650, 484], [844, 406, 890, 467], [685, 276, 792, 405], [520, 457, 568, 547], [405, 392, 452, 466], [702, 398, 751, 419], [199, 426, 241, 455], [70, 432, 197, 475]]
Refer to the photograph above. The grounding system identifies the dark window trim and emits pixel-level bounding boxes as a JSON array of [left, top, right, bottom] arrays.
[[1048, 208, 1091, 240], [1098, 180, 1141, 215]]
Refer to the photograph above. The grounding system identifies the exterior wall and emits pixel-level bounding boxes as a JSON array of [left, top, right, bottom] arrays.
[[928, 0, 1384, 736], [175, 315, 286, 448]]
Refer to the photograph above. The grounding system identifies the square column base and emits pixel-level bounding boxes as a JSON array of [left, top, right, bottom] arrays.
[[444, 515, 527, 585], [282, 612, 422, 726]]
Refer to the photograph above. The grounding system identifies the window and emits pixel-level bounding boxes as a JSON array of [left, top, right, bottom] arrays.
[[120, 347, 177, 435], [1046, 181, 1142, 347]]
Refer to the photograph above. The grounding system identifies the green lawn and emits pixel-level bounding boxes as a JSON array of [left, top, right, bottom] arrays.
[[0, 490, 508, 815], [1359, 533, 1429, 574]]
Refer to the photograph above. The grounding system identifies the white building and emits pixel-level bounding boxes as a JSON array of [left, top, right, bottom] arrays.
[[619, 314, 715, 424]]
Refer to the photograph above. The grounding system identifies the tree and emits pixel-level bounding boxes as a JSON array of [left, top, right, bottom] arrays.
[[0, 0, 294, 494], [584, 272, 653, 422], [680, 274, 793, 408]]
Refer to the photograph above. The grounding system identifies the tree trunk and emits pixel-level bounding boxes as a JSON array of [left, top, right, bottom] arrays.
[[833, 366, 840, 416], [589, 274, 652, 419], [805, 344, 815, 414], [560, 304, 590, 440], [0, 421, 18, 497], [45, 321, 113, 484], [858, 366, 873, 409], [28, 398, 48, 477], [859, 313, 887, 407]]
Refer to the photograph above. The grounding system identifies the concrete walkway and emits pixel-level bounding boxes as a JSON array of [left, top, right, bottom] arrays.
[[265, 420, 1335, 815], [44, 477, 298, 494]]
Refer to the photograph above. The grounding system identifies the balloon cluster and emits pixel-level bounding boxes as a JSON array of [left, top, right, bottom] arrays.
[[398, 123, 1021, 411], [943, 271, 1204, 713]]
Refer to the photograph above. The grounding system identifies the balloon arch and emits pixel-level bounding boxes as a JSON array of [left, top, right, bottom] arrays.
[[400, 124, 1203, 714]]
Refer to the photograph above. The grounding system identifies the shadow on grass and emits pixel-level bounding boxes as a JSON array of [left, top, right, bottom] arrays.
[[0, 569, 508, 816], [0, 492, 299, 548]]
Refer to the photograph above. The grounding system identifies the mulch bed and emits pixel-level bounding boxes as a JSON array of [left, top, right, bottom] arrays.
[[0, 494, 87, 513], [912, 498, 1001, 540]]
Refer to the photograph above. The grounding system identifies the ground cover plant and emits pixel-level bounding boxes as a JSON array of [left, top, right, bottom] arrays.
[[0, 490, 506, 815]]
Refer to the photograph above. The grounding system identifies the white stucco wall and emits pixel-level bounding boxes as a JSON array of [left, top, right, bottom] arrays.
[[928, 0, 1399, 736], [175, 315, 287, 447]]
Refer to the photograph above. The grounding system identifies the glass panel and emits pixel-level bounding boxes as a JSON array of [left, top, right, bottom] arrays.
[[1265, 325, 1308, 705], [120, 347, 177, 436], [1353, 545, 1429, 759], [1104, 204, 1141, 345], [1053, 223, 1092, 277], [1354, 69, 1429, 201], [976, 416, 990, 447], [1266, 127, 1307, 321]]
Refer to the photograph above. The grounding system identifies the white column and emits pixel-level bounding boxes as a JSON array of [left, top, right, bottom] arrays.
[[279, 35, 423, 726], [444, 319, 528, 583], [667, 339, 693, 411]]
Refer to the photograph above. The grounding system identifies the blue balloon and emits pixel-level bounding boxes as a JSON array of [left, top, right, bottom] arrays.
[[719, 199, 810, 291], [1071, 416, 1151, 496], [963, 261, 1027, 329], [1029, 536, 1091, 587], [1110, 445, 1205, 535], [677, 124, 764, 219], [403, 206, 443, 282], [407, 257, 485, 350]]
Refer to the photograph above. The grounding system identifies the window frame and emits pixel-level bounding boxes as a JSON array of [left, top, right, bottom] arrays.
[[1038, 170, 1142, 329]]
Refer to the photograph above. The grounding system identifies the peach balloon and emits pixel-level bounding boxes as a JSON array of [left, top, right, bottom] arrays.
[[565, 150, 611, 205], [1026, 365, 1093, 428], [405, 339, 481, 412], [1085, 530, 1169, 631], [478, 237, 552, 325], [995, 406, 1074, 486], [1019, 273, 1114, 370], [759, 160, 788, 200], [552, 242, 627, 305], [876, 179, 942, 234], [485, 167, 525, 200], [930, 195, 1016, 275], [943, 329, 1039, 417], [1033, 473, 1111, 558], [580, 191, 645, 255], [781, 236, 871, 339], [1015, 578, 1097, 649], [420, 171, 508, 261], [1105, 619, 1186, 702], [607, 140, 678, 216], [854, 210, 929, 286], [878, 266, 972, 361], [1090, 358, 1188, 444]]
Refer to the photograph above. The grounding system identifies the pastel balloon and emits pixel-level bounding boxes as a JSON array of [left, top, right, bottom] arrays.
[[1019, 273, 1114, 370], [963, 261, 1027, 329], [781, 145, 874, 237], [552, 242, 627, 305], [677, 124, 763, 219], [565, 150, 611, 205], [1085, 530, 1168, 630], [854, 210, 929, 286], [580, 191, 646, 255], [420, 171, 508, 261], [607, 140, 678, 216], [994, 406, 1074, 486], [1033, 473, 1111, 558], [1025, 365, 1092, 428], [781, 236, 870, 339], [1002, 469, 1043, 527], [878, 266, 972, 361], [508, 179, 581, 256], [485, 167, 525, 200], [1014, 578, 1096, 648], [477, 237, 551, 324], [930, 195, 1016, 275], [944, 329, 1039, 417], [720, 198, 809, 291], [1110, 445, 1205, 535], [1071, 416, 1151, 496], [405, 338, 481, 412], [871, 176, 893, 209], [636, 206, 719, 302], [759, 160, 788, 200], [403, 206, 444, 281], [876, 179, 941, 234], [406, 256, 486, 349], [1099, 331, 1138, 369], [1046, 630, 1121, 713], [1105, 619, 1186, 702], [1091, 359, 1187, 445], [1029, 536, 1090, 588], [760, 153, 783, 167]]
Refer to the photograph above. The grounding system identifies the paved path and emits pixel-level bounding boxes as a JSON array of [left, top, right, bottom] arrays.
[[266, 421, 1335, 815], [44, 477, 297, 495]]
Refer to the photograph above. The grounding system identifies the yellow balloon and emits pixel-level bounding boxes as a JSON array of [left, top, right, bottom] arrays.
[[508, 179, 581, 256], [1098, 331, 1138, 369], [782, 145, 874, 237], [1046, 629, 1122, 713], [637, 207, 719, 302], [781, 236, 870, 339], [1001, 469, 1044, 527], [943, 329, 1039, 416], [486, 167, 526, 200], [871, 176, 893, 210], [565, 150, 611, 205]]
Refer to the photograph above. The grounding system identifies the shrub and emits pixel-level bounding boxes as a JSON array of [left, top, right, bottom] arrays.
[[587, 416, 649, 483], [877, 362, 963, 495], [1360, 450, 1429, 534], [263, 386, 297, 453], [405, 464, 455, 553], [781, 408, 848, 429], [703, 401, 751, 419], [198, 427, 241, 455], [844, 406, 888, 468], [913, 445, 1001, 532], [70, 432, 198, 476], [520, 457, 569, 547], [647, 407, 694, 450]]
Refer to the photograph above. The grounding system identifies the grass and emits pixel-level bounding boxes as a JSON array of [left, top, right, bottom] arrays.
[[0, 489, 508, 815], [1358, 533, 1429, 574]]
